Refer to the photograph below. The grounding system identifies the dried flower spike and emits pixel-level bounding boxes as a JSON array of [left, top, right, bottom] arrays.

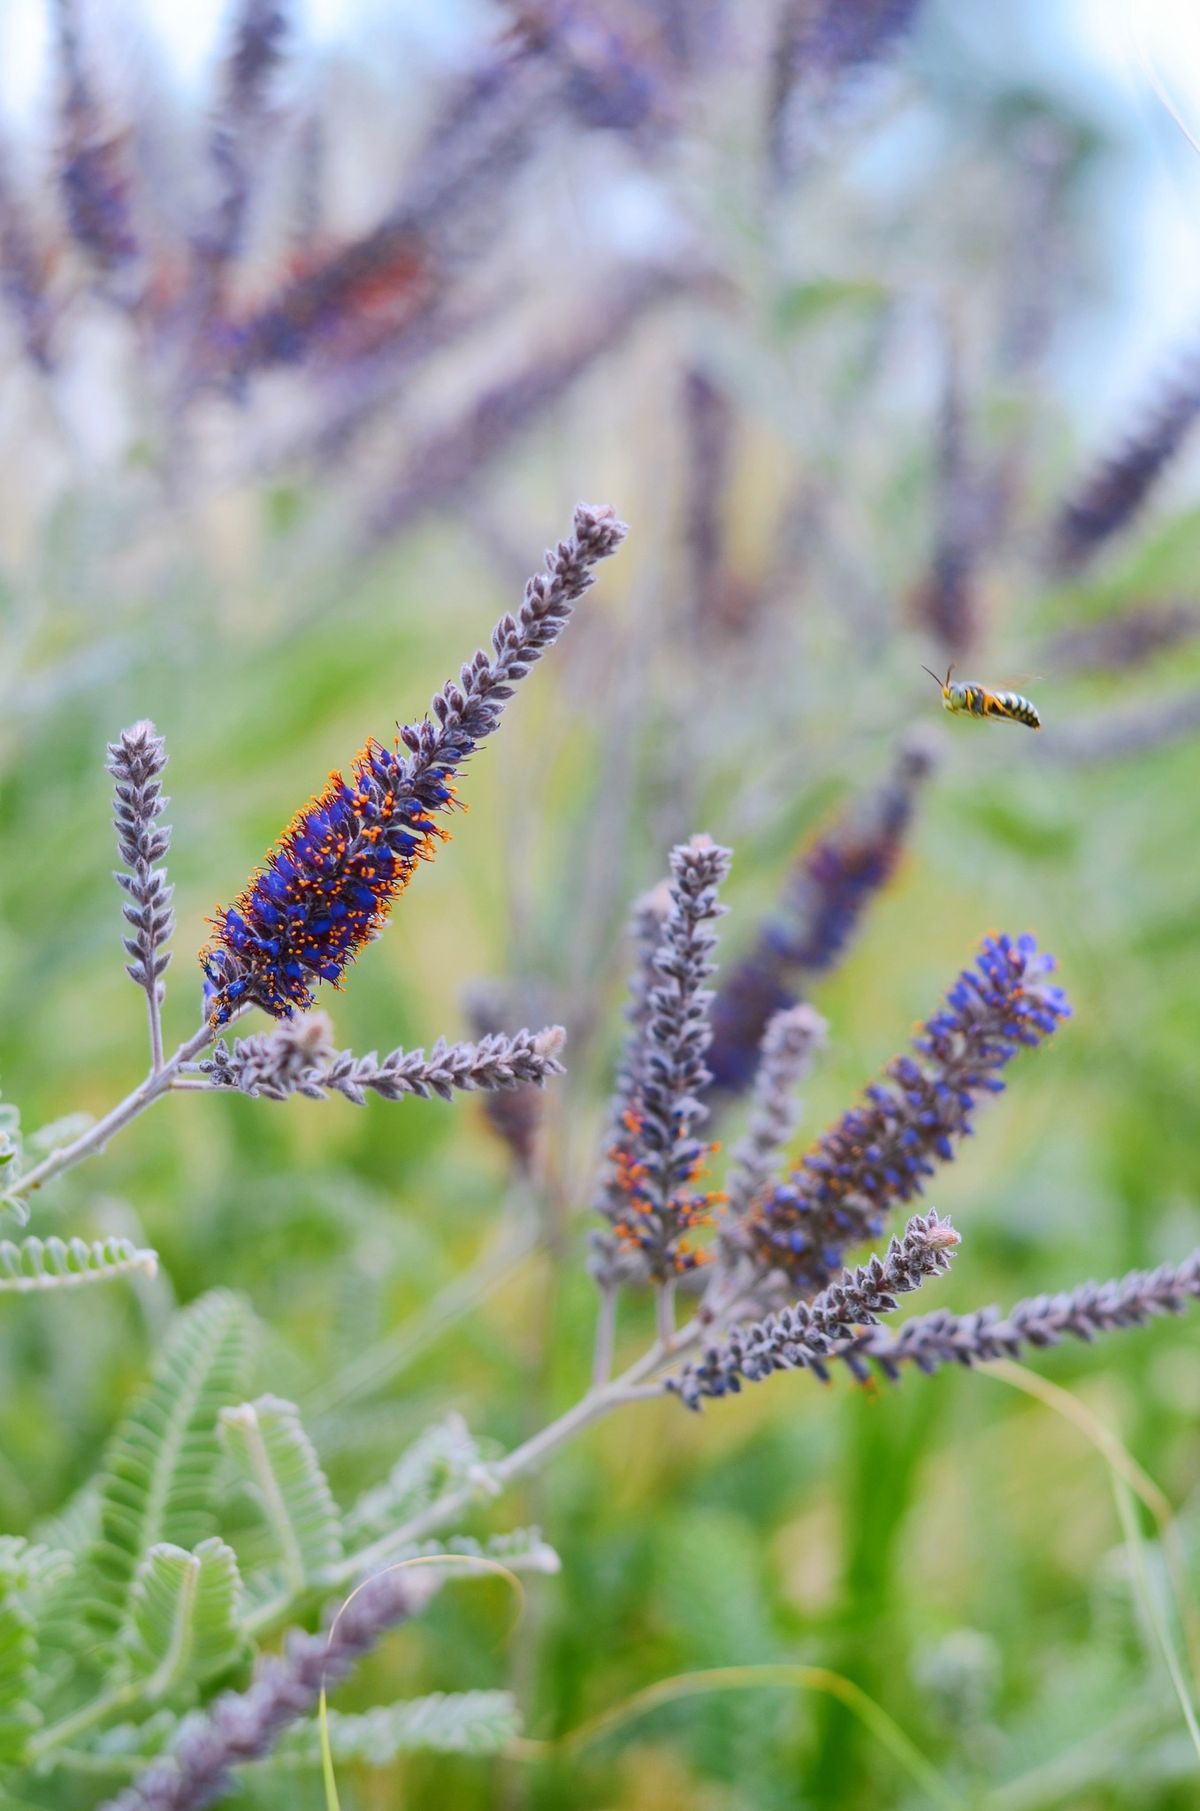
[[201, 504, 626, 1025], [101, 1567, 434, 1811], [0, 148, 55, 370], [768, 0, 923, 182], [512, 2, 663, 133], [213, 30, 550, 382], [723, 1003, 827, 1225], [202, 1020, 566, 1106], [596, 834, 731, 1281], [1041, 600, 1200, 677], [1049, 346, 1200, 573], [669, 1210, 960, 1409], [199, 0, 291, 273], [465, 981, 561, 1173], [741, 933, 1069, 1292], [107, 721, 174, 1069], [911, 314, 991, 660], [365, 270, 683, 546], [708, 734, 938, 1092], [838, 1246, 1200, 1383], [54, 0, 139, 276]]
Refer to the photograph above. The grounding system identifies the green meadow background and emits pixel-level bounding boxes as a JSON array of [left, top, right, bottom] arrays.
[[3, 3, 1200, 1806]]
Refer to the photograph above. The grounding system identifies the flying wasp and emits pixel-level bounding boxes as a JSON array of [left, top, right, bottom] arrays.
[[921, 664, 1041, 730]]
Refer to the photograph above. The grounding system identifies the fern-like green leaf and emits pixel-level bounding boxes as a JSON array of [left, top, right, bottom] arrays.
[[0, 1594, 36, 1767], [31, 1483, 99, 1560], [0, 1558, 39, 1767], [0, 1108, 28, 1227], [86, 1290, 251, 1641], [26, 1494, 96, 1696], [274, 1691, 520, 1765], [345, 1415, 495, 1546], [0, 1235, 158, 1293], [2, 1532, 81, 1708], [220, 1396, 342, 1595], [87, 1708, 178, 1763], [0, 1099, 23, 1205], [125, 1539, 244, 1698], [380, 1527, 561, 1580], [0, 1539, 71, 1597]]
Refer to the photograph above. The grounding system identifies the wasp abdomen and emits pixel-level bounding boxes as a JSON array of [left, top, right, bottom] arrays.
[[988, 690, 1041, 729]]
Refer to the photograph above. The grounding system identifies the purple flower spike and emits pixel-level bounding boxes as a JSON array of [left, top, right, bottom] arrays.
[[740, 933, 1070, 1291], [201, 504, 626, 1025], [708, 734, 939, 1092]]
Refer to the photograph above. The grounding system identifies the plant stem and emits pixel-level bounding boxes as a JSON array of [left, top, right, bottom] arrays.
[[336, 1394, 614, 1582], [333, 1315, 714, 1585], [30, 1309, 707, 1764], [146, 986, 165, 1075], [655, 1278, 676, 1350], [591, 1281, 617, 1387], [10, 1020, 216, 1200], [333, 1355, 677, 1588], [27, 1681, 141, 1762]]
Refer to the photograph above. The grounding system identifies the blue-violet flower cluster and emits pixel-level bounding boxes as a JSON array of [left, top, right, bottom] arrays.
[[201, 503, 626, 1023], [738, 933, 1069, 1291]]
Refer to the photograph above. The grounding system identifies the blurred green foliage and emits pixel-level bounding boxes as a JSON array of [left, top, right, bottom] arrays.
[[3, 1, 1200, 1806]]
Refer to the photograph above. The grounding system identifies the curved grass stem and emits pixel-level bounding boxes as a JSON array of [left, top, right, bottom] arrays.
[[986, 1360, 1200, 1690], [507, 1663, 964, 1811]]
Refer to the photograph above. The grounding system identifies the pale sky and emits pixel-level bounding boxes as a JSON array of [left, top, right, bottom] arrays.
[[1062, 0, 1200, 400], [2, 0, 1200, 421]]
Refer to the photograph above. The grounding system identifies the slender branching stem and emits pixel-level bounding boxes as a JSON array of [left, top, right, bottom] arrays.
[[28, 1680, 143, 1762], [655, 1278, 676, 1350], [30, 1306, 718, 1764], [337, 1388, 627, 1583], [10, 1020, 216, 1200], [592, 1280, 618, 1387], [146, 988, 165, 1076], [332, 1318, 711, 1591]]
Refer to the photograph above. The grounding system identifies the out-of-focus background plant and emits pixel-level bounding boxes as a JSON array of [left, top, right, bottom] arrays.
[[5, 0, 1200, 1805]]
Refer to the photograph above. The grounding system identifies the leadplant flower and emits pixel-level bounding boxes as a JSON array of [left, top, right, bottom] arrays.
[[595, 836, 731, 1281], [201, 503, 626, 1024], [737, 933, 1069, 1292], [107, 721, 174, 1070], [1049, 341, 1200, 572], [55, 0, 138, 277], [668, 1211, 960, 1409], [707, 735, 938, 1092], [839, 1250, 1200, 1382], [202, 1020, 566, 1106]]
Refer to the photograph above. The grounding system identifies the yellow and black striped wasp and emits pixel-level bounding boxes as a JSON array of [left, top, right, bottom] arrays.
[[922, 664, 1041, 730]]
